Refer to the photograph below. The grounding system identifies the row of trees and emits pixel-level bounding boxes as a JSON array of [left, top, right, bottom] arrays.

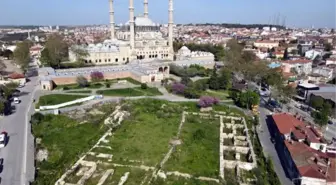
[[169, 64, 211, 77], [225, 39, 295, 103], [310, 96, 333, 126], [0, 82, 19, 115]]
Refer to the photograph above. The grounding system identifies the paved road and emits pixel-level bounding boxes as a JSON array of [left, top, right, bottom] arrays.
[[257, 100, 292, 185], [0, 66, 37, 185]]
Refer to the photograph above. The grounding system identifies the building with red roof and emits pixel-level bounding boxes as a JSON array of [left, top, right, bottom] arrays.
[[271, 113, 336, 185]]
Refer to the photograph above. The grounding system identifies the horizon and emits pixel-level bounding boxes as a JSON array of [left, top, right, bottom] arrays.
[[1, 0, 335, 29]]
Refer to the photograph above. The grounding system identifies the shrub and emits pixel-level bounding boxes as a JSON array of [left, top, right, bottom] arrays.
[[141, 83, 148, 89], [63, 86, 69, 90], [90, 71, 104, 82], [31, 112, 44, 124], [76, 75, 89, 87], [105, 83, 111, 88], [197, 96, 219, 108], [171, 82, 186, 94]]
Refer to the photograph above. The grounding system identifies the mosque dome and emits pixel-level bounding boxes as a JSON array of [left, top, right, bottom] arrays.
[[126, 16, 157, 26]]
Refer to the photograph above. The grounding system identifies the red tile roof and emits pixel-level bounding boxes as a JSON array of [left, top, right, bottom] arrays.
[[8, 73, 25, 79], [285, 141, 336, 182], [272, 113, 306, 135]]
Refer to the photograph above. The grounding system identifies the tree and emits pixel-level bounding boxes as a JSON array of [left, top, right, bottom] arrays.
[[40, 48, 51, 67], [0, 83, 18, 100], [180, 76, 192, 86], [171, 82, 186, 94], [90, 71, 104, 82], [310, 96, 324, 110], [324, 42, 333, 52], [209, 67, 220, 90], [13, 41, 31, 71], [218, 69, 232, 90], [0, 101, 5, 115], [237, 90, 260, 109], [42, 34, 68, 68], [197, 96, 219, 108], [76, 75, 88, 87], [70, 46, 89, 62], [331, 28, 335, 34], [312, 101, 332, 126], [283, 48, 289, 60], [140, 83, 147, 89], [297, 44, 303, 56]]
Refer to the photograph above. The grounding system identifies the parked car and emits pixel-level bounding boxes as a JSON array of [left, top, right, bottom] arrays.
[[0, 132, 7, 148], [13, 97, 20, 104]]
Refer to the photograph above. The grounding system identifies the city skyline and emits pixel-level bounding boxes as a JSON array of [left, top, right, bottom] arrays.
[[1, 0, 336, 28]]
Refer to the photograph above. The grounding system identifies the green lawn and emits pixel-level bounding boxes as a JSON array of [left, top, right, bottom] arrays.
[[150, 176, 219, 185], [98, 166, 150, 185], [66, 90, 92, 94], [105, 99, 183, 166], [202, 90, 230, 100], [32, 114, 107, 185], [164, 115, 220, 178], [55, 83, 104, 90], [36, 94, 87, 108], [97, 87, 162, 97]]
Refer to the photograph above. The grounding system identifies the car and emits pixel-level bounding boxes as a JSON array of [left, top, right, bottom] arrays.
[[270, 137, 276, 144], [0, 132, 7, 148], [13, 97, 20, 104]]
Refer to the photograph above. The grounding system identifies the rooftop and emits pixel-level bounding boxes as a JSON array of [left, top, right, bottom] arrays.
[[272, 113, 305, 135], [285, 140, 336, 182]]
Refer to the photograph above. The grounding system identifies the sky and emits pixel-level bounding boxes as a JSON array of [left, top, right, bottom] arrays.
[[1, 0, 335, 28]]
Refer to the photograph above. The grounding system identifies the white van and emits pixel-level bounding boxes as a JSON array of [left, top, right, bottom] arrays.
[[13, 97, 20, 104]]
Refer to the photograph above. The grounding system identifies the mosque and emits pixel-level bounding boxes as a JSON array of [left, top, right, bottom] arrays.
[[39, 0, 215, 90], [69, 0, 175, 64]]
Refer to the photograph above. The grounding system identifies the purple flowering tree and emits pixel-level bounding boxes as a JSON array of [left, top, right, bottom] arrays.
[[171, 82, 186, 94], [198, 96, 219, 108], [90, 71, 104, 82]]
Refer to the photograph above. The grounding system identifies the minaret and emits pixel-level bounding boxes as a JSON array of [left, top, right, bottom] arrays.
[[144, 0, 149, 18], [129, 0, 135, 49], [109, 0, 115, 39], [168, 0, 174, 52]]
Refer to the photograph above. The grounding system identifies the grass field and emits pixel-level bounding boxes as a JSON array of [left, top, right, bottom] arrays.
[[151, 176, 219, 185], [105, 99, 182, 166], [202, 90, 230, 100], [35, 94, 87, 108], [164, 115, 220, 178], [97, 87, 162, 97], [32, 114, 107, 185]]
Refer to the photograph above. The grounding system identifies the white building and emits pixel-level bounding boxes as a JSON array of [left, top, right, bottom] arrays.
[[305, 49, 322, 60], [69, 0, 175, 65], [281, 59, 313, 75], [175, 46, 214, 61], [253, 40, 279, 49]]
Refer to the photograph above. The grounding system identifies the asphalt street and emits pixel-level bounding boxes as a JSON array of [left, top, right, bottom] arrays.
[[257, 100, 292, 185], [0, 65, 37, 185]]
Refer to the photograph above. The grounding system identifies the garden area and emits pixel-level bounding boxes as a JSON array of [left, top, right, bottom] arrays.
[[35, 94, 87, 108], [96, 87, 162, 97]]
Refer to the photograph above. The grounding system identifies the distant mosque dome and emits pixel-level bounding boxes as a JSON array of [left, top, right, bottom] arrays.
[[126, 16, 156, 27]]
